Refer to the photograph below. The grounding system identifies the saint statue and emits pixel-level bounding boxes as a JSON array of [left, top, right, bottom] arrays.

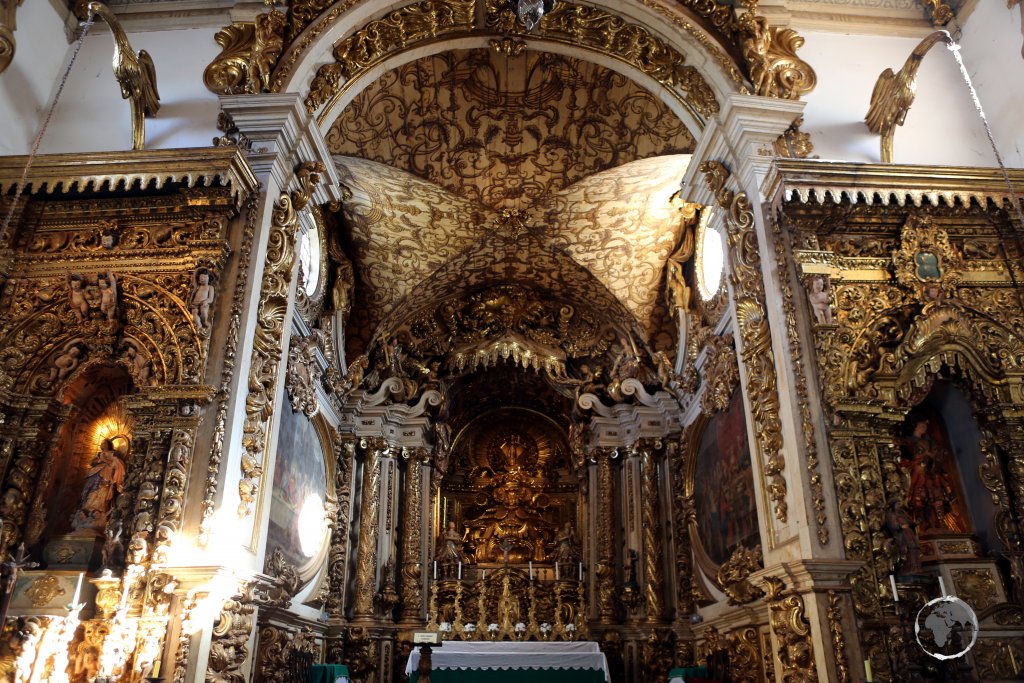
[[885, 499, 922, 576], [550, 521, 581, 564], [72, 439, 127, 532], [436, 521, 468, 564], [900, 417, 969, 534]]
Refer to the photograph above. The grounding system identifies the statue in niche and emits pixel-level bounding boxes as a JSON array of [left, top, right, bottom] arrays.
[[190, 267, 216, 330], [806, 275, 835, 325], [50, 341, 86, 383], [899, 412, 969, 534], [436, 520, 468, 564], [67, 274, 91, 322], [122, 341, 152, 384], [97, 272, 118, 322], [331, 258, 354, 324], [71, 439, 127, 532], [665, 227, 694, 313], [550, 521, 581, 564], [886, 498, 922, 576], [101, 518, 125, 569]]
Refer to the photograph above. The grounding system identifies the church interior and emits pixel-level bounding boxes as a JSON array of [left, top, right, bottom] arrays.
[[0, 0, 1022, 681]]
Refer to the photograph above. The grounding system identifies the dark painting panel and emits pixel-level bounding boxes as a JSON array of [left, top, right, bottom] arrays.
[[694, 387, 759, 565], [268, 400, 328, 567]]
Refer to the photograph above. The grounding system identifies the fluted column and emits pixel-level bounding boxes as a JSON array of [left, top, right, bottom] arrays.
[[352, 438, 385, 621], [595, 448, 618, 624], [399, 448, 427, 625], [640, 444, 666, 624]]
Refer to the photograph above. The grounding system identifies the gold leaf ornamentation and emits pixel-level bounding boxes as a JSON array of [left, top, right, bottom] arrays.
[[0, 0, 23, 75], [699, 160, 788, 523], [764, 576, 818, 683], [736, 5, 816, 100], [715, 544, 764, 605], [699, 333, 739, 416], [238, 162, 323, 518], [24, 575, 65, 607], [204, 7, 287, 95]]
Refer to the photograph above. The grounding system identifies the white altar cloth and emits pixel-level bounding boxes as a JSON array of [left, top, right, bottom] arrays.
[[405, 641, 610, 682]]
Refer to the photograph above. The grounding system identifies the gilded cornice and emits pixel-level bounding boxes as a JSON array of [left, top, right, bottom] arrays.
[[0, 147, 259, 206], [766, 159, 1024, 208]]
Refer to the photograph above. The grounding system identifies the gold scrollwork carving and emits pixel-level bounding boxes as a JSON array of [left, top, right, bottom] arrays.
[[736, 3, 816, 100], [399, 448, 427, 623], [892, 213, 964, 300], [699, 160, 787, 523], [641, 446, 666, 623], [305, 0, 475, 114], [950, 568, 998, 611], [206, 585, 255, 683], [700, 333, 739, 415], [204, 5, 285, 95], [24, 575, 66, 607], [238, 162, 324, 518], [716, 545, 764, 605], [351, 438, 385, 620], [285, 334, 322, 418], [826, 591, 850, 683], [764, 576, 818, 683], [771, 211, 829, 544]]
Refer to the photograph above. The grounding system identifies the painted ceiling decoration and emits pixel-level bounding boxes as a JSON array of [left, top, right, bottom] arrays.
[[326, 49, 696, 210]]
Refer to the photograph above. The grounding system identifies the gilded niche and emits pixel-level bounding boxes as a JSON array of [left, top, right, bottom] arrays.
[[439, 407, 577, 566]]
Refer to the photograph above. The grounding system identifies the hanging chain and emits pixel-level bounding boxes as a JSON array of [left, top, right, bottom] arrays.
[[946, 40, 1024, 230], [0, 18, 95, 247]]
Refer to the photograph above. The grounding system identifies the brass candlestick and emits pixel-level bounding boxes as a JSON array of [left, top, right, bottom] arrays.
[[575, 578, 588, 639], [526, 578, 541, 640], [451, 579, 465, 637], [497, 571, 515, 639], [553, 581, 566, 640], [476, 576, 488, 639], [426, 579, 439, 632]]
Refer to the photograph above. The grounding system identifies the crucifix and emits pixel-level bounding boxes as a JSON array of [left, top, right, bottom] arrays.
[[498, 537, 513, 567], [0, 541, 39, 625]]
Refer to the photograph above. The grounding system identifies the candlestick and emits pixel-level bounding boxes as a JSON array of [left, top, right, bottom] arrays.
[[529, 561, 533, 580], [434, 561, 437, 580], [555, 562, 559, 580], [578, 562, 583, 581], [458, 562, 462, 581], [481, 569, 486, 580], [938, 576, 947, 596], [71, 572, 83, 607], [889, 574, 898, 602], [864, 658, 873, 682]]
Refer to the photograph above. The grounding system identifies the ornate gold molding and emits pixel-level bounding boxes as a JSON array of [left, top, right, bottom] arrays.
[[699, 333, 739, 415], [826, 591, 850, 683], [641, 446, 666, 623], [285, 334, 322, 418], [770, 210, 829, 545], [237, 161, 323, 518], [699, 160, 788, 524], [0, 0, 23, 75], [764, 577, 818, 682], [305, 0, 475, 114]]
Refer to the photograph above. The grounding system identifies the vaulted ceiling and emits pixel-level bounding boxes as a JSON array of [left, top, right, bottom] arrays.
[[331, 48, 694, 356]]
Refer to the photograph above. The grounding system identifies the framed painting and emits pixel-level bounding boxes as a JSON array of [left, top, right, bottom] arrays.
[[268, 398, 331, 578], [690, 387, 760, 570]]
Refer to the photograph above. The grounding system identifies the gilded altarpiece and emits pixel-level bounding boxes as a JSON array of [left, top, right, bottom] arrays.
[[772, 161, 1024, 682], [0, 149, 259, 682]]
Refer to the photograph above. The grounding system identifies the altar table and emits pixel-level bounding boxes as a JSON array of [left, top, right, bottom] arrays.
[[669, 666, 709, 683], [309, 663, 349, 683], [406, 641, 610, 683]]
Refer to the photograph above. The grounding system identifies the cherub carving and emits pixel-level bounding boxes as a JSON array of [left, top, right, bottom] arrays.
[[190, 267, 216, 330], [122, 341, 152, 384], [97, 272, 118, 322], [50, 341, 86, 383], [67, 274, 91, 322], [806, 275, 834, 325]]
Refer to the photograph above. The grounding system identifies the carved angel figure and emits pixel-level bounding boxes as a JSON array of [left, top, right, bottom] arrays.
[[50, 341, 85, 383], [806, 275, 834, 325], [190, 267, 216, 330], [123, 341, 152, 384], [67, 274, 91, 322], [97, 272, 118, 322]]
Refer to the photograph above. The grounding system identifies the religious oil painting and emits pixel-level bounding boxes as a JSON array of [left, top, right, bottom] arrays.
[[898, 405, 970, 535], [694, 387, 759, 565], [268, 400, 328, 568]]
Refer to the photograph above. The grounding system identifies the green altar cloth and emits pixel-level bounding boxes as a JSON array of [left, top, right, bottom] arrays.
[[412, 669, 604, 683], [310, 664, 350, 683], [669, 666, 709, 681]]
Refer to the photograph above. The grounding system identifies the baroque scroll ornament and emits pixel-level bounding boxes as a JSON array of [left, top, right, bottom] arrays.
[[699, 333, 739, 415], [698, 160, 788, 524], [286, 334, 322, 417], [238, 162, 323, 518]]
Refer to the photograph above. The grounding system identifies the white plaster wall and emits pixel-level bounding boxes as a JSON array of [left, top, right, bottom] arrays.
[[798, 29, 999, 167], [0, 1, 72, 155], [958, 0, 1024, 168], [35, 26, 222, 154]]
